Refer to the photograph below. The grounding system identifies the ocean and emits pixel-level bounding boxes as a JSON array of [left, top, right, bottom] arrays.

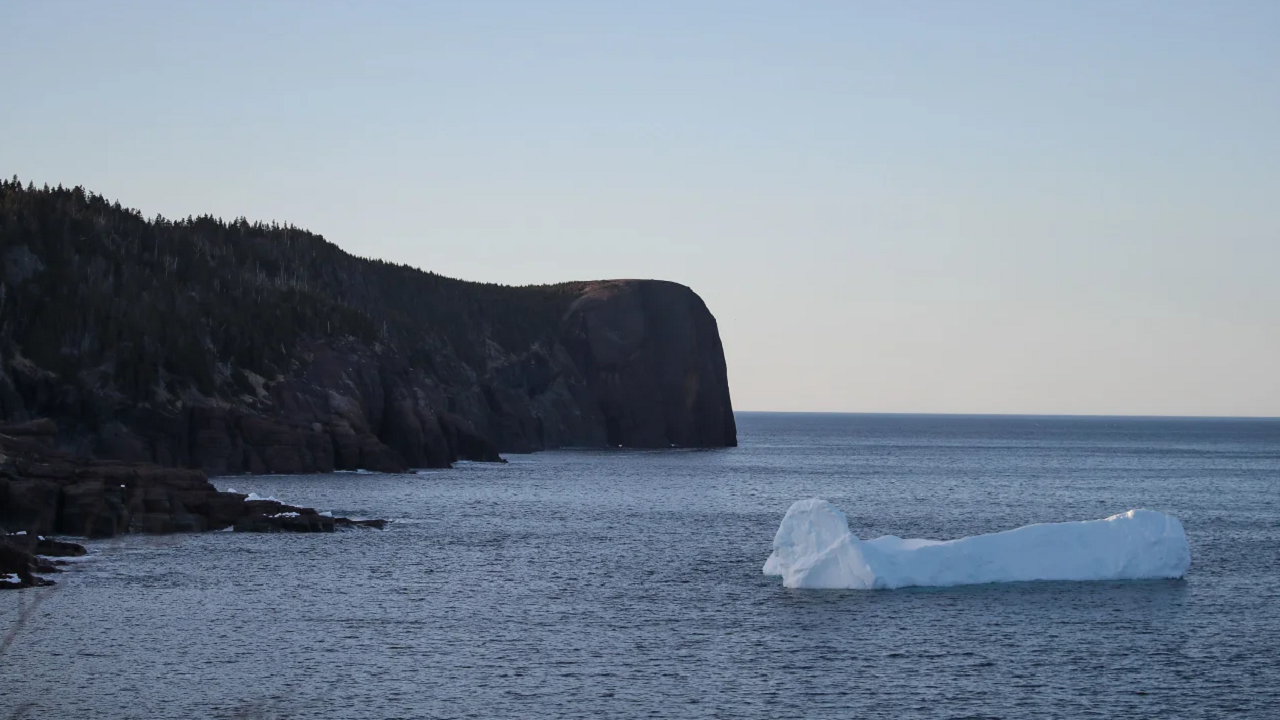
[[3, 412, 1278, 719]]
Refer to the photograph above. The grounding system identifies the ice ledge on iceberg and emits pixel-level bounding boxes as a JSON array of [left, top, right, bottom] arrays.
[[764, 498, 1190, 590]]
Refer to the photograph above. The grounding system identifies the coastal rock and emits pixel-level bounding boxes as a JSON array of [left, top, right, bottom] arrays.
[[0, 418, 57, 443], [561, 281, 737, 448], [59, 480, 129, 538], [0, 478, 62, 535], [0, 530, 84, 589], [0, 281, 734, 473], [0, 430, 388, 548], [36, 536, 87, 557], [0, 183, 736, 473]]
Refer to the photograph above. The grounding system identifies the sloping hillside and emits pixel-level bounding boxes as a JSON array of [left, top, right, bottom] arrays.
[[0, 178, 736, 472]]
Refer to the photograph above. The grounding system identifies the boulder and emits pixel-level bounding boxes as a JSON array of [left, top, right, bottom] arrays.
[[35, 536, 86, 557]]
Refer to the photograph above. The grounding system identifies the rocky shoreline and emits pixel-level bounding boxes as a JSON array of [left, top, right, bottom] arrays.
[[0, 531, 86, 589], [0, 423, 386, 590]]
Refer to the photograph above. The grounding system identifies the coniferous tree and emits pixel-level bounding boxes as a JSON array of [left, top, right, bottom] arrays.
[[0, 179, 583, 413]]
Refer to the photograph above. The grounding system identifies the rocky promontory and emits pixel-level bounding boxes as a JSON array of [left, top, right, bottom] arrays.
[[0, 425, 384, 589], [0, 180, 736, 474]]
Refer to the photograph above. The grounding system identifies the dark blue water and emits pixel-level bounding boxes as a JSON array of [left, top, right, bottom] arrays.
[[3, 413, 1279, 718]]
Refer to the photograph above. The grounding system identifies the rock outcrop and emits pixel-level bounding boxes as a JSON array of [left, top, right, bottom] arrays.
[[561, 281, 736, 448], [0, 181, 736, 473], [1, 531, 84, 589], [0, 428, 387, 588]]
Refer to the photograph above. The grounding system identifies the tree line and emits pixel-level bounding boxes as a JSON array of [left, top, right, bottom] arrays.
[[0, 177, 584, 405]]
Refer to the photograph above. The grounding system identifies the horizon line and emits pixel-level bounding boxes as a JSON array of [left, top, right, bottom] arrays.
[[733, 410, 1280, 421]]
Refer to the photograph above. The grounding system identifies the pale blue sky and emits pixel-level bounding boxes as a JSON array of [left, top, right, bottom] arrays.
[[4, 0, 1278, 415]]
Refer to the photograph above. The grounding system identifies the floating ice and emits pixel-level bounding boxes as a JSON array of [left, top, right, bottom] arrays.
[[243, 492, 280, 502], [223, 487, 341, 518], [764, 498, 1190, 590]]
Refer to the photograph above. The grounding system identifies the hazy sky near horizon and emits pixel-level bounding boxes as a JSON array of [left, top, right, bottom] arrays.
[[4, 0, 1278, 416]]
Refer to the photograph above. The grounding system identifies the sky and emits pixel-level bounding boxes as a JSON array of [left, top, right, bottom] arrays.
[[4, 0, 1278, 416]]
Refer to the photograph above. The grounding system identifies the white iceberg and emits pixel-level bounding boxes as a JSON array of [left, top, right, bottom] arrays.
[[242, 492, 280, 502], [764, 498, 1190, 590]]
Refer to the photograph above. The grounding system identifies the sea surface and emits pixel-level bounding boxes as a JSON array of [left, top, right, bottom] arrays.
[[3, 413, 1279, 719]]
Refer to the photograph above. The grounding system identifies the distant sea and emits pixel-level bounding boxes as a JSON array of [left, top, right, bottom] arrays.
[[4, 413, 1279, 718]]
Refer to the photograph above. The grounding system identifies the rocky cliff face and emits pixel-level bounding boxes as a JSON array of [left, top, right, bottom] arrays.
[[0, 182, 735, 473], [562, 281, 736, 448], [3, 280, 734, 474]]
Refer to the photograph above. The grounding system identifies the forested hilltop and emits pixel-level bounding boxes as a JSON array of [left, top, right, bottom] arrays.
[[0, 179, 736, 473]]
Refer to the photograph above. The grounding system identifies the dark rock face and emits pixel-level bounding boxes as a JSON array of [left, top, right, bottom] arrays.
[[1, 280, 734, 474], [31, 348, 508, 476], [0, 478, 61, 536], [562, 281, 737, 448], [1, 534, 62, 589], [0, 183, 735, 472]]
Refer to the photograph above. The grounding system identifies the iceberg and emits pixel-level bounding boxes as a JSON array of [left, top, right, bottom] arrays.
[[764, 498, 1190, 590], [234, 491, 281, 503]]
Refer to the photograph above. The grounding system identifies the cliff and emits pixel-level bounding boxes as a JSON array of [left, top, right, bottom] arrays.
[[0, 179, 736, 473]]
